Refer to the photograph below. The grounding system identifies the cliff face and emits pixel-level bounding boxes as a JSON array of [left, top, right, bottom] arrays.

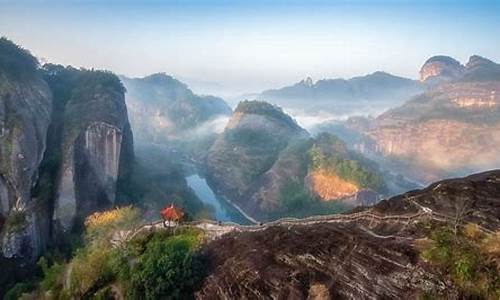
[[196, 170, 500, 299], [205, 101, 309, 219], [205, 102, 385, 220], [349, 55, 500, 184], [420, 55, 465, 84], [50, 68, 134, 232], [0, 41, 134, 269], [120, 73, 231, 144], [0, 38, 52, 262]]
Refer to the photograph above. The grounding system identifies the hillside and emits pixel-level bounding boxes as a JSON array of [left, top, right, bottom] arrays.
[[258, 71, 424, 114], [0, 39, 135, 295], [328, 55, 500, 184], [197, 169, 500, 299], [205, 101, 387, 221], [15, 169, 500, 299], [120, 73, 232, 144]]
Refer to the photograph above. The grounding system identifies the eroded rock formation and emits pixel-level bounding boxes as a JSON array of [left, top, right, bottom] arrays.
[[0, 39, 52, 262], [343, 55, 500, 184], [196, 170, 500, 299]]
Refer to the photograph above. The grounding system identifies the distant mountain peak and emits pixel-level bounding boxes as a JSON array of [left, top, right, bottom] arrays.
[[466, 55, 495, 69], [419, 55, 464, 83], [297, 76, 314, 87]]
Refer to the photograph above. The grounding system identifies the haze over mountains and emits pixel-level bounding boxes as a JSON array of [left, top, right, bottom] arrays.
[[256, 71, 424, 117], [120, 73, 231, 144], [332, 55, 500, 184], [1, 35, 500, 299]]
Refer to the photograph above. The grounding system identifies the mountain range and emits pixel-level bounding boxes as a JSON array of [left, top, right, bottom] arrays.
[[339, 55, 500, 184], [120, 73, 231, 144], [256, 71, 424, 115]]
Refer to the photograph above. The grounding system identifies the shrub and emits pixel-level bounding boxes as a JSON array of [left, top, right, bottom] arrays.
[[421, 225, 500, 298], [4, 282, 36, 300], [0, 37, 39, 77], [129, 230, 204, 299], [69, 244, 114, 297], [84, 206, 140, 243], [38, 257, 65, 292]]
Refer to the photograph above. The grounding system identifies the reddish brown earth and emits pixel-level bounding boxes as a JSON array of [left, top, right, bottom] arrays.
[[195, 170, 500, 299]]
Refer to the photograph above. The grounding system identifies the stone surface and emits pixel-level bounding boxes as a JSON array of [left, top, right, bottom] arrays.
[[345, 56, 500, 184], [120, 73, 231, 143], [0, 68, 52, 262], [195, 170, 500, 299], [205, 101, 309, 220], [53, 70, 133, 232]]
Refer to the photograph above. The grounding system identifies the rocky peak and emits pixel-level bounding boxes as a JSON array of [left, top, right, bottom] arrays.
[[300, 76, 314, 87], [139, 73, 189, 89], [462, 55, 500, 81], [466, 55, 493, 68], [419, 55, 465, 82], [233, 100, 304, 132]]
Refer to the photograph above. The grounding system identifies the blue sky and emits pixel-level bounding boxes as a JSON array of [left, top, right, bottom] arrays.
[[1, 0, 499, 95]]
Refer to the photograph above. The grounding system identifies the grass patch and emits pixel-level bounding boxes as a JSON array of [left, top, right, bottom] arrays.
[[421, 224, 500, 298]]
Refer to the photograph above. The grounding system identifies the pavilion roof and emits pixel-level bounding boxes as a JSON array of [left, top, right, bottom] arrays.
[[161, 204, 184, 221]]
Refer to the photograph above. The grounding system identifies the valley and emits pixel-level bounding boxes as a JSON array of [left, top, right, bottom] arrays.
[[1, 32, 500, 299]]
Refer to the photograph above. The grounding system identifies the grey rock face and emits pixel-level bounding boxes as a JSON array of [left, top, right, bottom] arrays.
[[0, 74, 52, 262], [52, 70, 133, 233], [55, 122, 124, 231]]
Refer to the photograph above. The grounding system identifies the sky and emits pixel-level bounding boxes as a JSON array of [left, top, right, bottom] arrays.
[[1, 0, 500, 96]]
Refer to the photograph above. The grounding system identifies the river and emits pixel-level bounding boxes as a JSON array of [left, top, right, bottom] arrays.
[[186, 174, 252, 225]]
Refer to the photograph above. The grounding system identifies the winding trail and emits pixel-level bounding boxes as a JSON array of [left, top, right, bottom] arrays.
[[111, 199, 460, 247]]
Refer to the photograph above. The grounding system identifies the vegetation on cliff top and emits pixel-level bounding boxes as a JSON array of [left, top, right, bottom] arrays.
[[0, 37, 39, 78], [11, 206, 206, 299], [309, 133, 386, 192], [235, 100, 302, 130]]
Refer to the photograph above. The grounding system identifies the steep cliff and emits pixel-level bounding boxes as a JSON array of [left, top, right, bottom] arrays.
[[196, 169, 500, 299], [205, 101, 385, 221], [345, 55, 500, 184], [0, 38, 52, 262], [45, 66, 134, 232], [419, 55, 465, 84], [205, 101, 309, 219], [120, 73, 231, 144]]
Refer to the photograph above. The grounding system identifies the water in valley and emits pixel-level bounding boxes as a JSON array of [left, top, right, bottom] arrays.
[[186, 174, 252, 225]]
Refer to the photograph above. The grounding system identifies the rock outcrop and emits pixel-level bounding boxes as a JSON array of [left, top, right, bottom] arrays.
[[205, 101, 309, 219], [341, 55, 500, 184], [0, 39, 134, 271], [420, 55, 465, 84], [205, 102, 386, 221], [0, 38, 52, 262], [196, 169, 500, 299], [120, 73, 231, 144], [49, 67, 134, 232]]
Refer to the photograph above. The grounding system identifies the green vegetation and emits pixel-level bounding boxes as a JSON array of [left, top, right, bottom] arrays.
[[309, 133, 386, 192], [28, 207, 206, 299], [420, 224, 500, 299], [272, 180, 349, 219], [235, 100, 301, 130], [129, 230, 205, 299], [0, 37, 38, 78], [38, 257, 65, 292], [125, 146, 213, 221], [3, 282, 37, 300], [4, 210, 27, 232]]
